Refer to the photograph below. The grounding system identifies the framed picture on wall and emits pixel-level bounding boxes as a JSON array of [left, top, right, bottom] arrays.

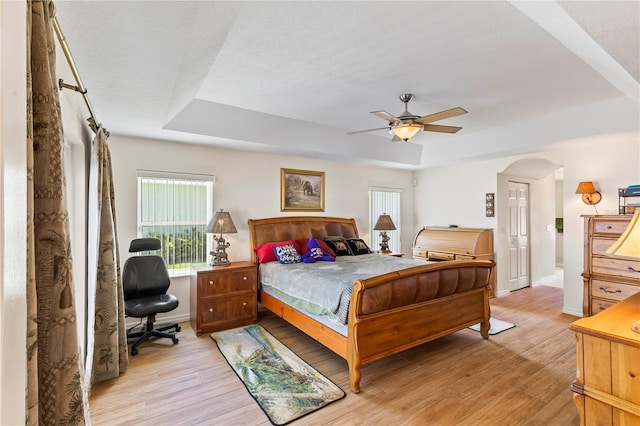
[[280, 168, 325, 212]]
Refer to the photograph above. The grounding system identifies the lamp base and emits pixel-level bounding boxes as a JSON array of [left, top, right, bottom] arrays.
[[210, 235, 231, 266], [378, 231, 391, 253]]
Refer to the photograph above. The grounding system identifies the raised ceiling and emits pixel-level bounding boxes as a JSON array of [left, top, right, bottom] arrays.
[[54, 1, 639, 170]]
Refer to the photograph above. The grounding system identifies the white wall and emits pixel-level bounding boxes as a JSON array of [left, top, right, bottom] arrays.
[[109, 135, 416, 324], [414, 130, 640, 317], [0, 1, 27, 423]]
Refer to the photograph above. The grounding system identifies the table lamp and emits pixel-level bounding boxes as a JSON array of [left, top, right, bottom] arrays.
[[206, 209, 237, 266], [374, 213, 396, 253], [605, 208, 640, 333]]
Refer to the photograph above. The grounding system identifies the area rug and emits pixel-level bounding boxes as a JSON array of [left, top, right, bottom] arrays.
[[469, 318, 516, 335], [210, 324, 345, 425]]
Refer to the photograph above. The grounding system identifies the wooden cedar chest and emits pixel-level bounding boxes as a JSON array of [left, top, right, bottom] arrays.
[[413, 226, 495, 293]]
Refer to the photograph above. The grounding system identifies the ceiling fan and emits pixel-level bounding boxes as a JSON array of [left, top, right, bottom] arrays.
[[347, 94, 467, 142]]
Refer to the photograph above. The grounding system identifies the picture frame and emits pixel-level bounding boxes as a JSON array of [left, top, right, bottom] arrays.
[[280, 168, 325, 212]]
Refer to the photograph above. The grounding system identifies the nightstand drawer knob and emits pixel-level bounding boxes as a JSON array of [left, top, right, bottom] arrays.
[[242, 276, 247, 280], [242, 302, 247, 306], [209, 308, 214, 312], [209, 280, 214, 285]]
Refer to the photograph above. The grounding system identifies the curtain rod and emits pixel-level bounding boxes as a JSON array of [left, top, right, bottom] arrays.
[[51, 14, 104, 135]]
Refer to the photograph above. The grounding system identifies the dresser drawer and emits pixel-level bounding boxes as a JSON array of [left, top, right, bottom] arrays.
[[592, 219, 630, 235], [198, 268, 256, 297], [413, 249, 427, 259], [592, 279, 640, 302], [592, 257, 640, 280], [591, 238, 617, 256], [456, 254, 475, 261], [591, 297, 616, 313], [428, 251, 455, 261]]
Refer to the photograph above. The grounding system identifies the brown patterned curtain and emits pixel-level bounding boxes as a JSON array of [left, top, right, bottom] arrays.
[[26, 0, 89, 424], [86, 127, 128, 386]]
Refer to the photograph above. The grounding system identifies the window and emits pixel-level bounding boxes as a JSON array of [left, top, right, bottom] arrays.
[[137, 171, 214, 275], [369, 188, 402, 253]]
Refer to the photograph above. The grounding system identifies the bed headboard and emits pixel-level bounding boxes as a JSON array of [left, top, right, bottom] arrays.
[[248, 216, 359, 264]]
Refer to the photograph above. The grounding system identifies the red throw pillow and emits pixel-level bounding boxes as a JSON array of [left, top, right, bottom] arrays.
[[297, 238, 336, 258], [254, 240, 300, 263]]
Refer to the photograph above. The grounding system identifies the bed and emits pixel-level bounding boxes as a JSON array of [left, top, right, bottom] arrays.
[[248, 216, 495, 393]]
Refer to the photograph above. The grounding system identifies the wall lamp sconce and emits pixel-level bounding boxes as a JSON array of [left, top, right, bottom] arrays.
[[206, 209, 237, 266], [575, 181, 601, 214], [374, 213, 396, 253]]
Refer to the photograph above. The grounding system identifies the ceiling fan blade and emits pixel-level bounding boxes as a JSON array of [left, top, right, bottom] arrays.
[[371, 110, 400, 123], [415, 107, 468, 125], [422, 124, 463, 134], [347, 126, 391, 135]]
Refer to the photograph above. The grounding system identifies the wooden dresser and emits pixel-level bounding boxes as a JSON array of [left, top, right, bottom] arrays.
[[190, 261, 257, 336], [570, 292, 640, 425], [413, 227, 495, 291], [582, 215, 640, 316]]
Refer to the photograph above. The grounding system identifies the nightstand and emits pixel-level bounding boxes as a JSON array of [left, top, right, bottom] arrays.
[[190, 261, 257, 336]]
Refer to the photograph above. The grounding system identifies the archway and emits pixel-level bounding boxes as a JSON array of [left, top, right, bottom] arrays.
[[495, 158, 563, 297]]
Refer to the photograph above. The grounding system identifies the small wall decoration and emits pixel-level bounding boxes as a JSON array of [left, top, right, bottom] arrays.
[[281, 168, 325, 212], [485, 193, 495, 217]]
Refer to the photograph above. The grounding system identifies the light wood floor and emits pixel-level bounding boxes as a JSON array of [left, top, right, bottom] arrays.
[[89, 285, 580, 425]]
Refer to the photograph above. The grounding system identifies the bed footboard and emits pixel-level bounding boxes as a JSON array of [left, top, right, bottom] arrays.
[[346, 260, 494, 393]]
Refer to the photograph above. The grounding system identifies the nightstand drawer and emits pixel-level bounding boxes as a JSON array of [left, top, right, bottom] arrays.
[[198, 295, 256, 332], [592, 279, 640, 302], [198, 268, 256, 297]]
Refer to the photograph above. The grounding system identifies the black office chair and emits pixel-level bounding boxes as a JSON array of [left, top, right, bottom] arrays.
[[123, 238, 180, 355]]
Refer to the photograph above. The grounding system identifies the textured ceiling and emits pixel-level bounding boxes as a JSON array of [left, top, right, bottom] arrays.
[[54, 1, 640, 169]]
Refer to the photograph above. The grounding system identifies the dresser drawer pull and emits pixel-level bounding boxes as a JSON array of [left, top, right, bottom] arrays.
[[208, 280, 214, 285], [629, 267, 640, 273], [606, 225, 612, 229], [242, 302, 247, 306], [209, 308, 214, 312], [599, 286, 621, 294], [242, 276, 248, 280]]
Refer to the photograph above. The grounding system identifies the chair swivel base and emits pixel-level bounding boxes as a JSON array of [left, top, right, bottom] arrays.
[[127, 315, 180, 356]]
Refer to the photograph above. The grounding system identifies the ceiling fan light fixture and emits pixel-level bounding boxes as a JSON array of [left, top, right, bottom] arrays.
[[390, 123, 423, 141]]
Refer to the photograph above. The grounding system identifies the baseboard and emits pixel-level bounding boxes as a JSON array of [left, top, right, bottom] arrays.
[[562, 306, 583, 318], [495, 289, 511, 298]]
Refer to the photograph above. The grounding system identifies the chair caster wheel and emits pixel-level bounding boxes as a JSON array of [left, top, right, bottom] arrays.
[[130, 347, 138, 356], [172, 337, 179, 345], [175, 325, 181, 332]]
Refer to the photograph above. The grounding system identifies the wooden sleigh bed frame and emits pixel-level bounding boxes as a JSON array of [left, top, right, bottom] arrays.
[[248, 216, 495, 393]]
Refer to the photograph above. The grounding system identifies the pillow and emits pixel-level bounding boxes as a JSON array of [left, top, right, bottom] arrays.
[[254, 240, 299, 263], [273, 243, 302, 264], [324, 237, 353, 256], [297, 238, 337, 258], [347, 238, 372, 255]]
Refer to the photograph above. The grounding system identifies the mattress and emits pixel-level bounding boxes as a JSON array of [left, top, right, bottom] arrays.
[[259, 253, 427, 325]]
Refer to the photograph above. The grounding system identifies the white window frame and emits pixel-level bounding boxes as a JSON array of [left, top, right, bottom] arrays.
[[369, 187, 402, 254], [136, 170, 215, 276]]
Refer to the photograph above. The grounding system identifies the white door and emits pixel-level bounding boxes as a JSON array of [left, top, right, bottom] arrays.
[[508, 181, 530, 291]]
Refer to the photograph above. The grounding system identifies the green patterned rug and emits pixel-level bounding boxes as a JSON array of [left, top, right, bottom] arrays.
[[210, 324, 345, 425]]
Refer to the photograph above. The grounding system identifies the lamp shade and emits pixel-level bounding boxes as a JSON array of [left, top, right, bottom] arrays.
[[389, 123, 423, 141], [575, 182, 596, 194], [206, 209, 237, 234], [374, 214, 396, 231], [606, 208, 640, 260]]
